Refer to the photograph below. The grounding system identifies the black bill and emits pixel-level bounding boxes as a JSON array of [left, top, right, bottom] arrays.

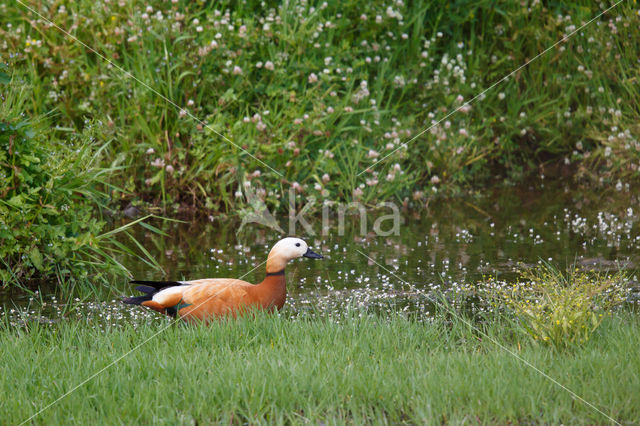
[[303, 248, 323, 259]]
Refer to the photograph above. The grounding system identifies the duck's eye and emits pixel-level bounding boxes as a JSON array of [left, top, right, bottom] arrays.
[[295, 243, 301, 247]]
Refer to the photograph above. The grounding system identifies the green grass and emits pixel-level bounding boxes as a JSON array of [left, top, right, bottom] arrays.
[[2, 310, 639, 424], [1, 0, 639, 213]]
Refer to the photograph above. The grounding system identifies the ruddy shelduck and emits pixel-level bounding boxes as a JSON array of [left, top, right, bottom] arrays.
[[122, 237, 323, 322]]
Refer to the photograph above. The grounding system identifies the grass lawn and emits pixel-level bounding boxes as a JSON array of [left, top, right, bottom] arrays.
[[2, 311, 639, 424]]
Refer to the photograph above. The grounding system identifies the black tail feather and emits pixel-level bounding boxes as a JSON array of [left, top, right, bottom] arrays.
[[122, 295, 152, 305], [123, 280, 182, 306]]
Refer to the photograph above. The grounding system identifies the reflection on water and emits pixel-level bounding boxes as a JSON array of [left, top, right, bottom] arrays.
[[2, 182, 640, 324]]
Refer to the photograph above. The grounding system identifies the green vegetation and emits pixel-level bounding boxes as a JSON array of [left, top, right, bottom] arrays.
[[1, 1, 639, 421], [0, 74, 162, 289], [2, 310, 639, 424], [1, 0, 638, 213], [484, 263, 630, 348]]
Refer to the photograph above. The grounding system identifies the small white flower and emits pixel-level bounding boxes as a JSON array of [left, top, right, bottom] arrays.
[[264, 60, 274, 70], [308, 73, 318, 83], [232, 66, 243, 75]]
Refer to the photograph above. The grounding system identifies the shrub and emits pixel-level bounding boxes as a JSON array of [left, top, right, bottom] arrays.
[[0, 71, 154, 287], [489, 263, 629, 348]]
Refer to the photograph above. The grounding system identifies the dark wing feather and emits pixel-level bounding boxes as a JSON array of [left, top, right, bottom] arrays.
[[130, 280, 183, 289]]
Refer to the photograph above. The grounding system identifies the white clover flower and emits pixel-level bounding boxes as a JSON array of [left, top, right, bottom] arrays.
[[308, 73, 318, 83], [459, 128, 468, 136], [196, 26, 203, 32], [430, 175, 440, 184], [498, 92, 505, 100], [264, 60, 274, 70], [232, 66, 243, 75], [322, 173, 330, 183], [367, 149, 380, 158]]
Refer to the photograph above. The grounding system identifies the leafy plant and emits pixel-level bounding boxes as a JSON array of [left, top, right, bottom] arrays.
[[0, 74, 161, 288], [489, 263, 629, 349]]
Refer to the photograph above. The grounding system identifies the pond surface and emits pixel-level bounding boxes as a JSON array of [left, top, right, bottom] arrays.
[[3, 181, 640, 324]]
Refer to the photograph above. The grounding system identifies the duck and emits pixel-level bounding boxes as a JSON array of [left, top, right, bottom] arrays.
[[122, 237, 323, 322]]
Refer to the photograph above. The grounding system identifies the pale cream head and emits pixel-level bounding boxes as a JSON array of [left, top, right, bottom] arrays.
[[265, 237, 323, 273]]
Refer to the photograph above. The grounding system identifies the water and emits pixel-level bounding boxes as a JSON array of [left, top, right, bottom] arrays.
[[2, 182, 640, 324]]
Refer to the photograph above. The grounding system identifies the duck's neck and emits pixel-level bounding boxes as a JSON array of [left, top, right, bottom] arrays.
[[256, 269, 287, 309]]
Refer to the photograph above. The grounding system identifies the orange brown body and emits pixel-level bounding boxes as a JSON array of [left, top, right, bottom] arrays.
[[123, 238, 322, 322]]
